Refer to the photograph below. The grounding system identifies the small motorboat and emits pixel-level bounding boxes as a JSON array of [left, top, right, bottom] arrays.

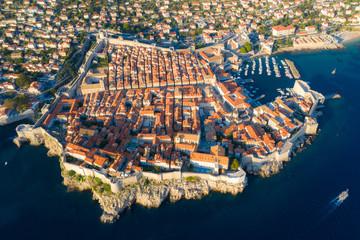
[[338, 189, 349, 201]]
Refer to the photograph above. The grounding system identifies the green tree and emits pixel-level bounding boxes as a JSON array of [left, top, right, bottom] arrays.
[[94, 177, 102, 185], [123, 23, 130, 30], [195, 43, 205, 49], [75, 174, 85, 182], [4, 98, 16, 110], [14, 94, 30, 107], [185, 176, 200, 182], [67, 170, 76, 177], [15, 73, 31, 88], [245, 42, 252, 52], [103, 183, 111, 193], [230, 158, 239, 170], [4, 94, 30, 112], [286, 38, 293, 47], [240, 47, 247, 53]]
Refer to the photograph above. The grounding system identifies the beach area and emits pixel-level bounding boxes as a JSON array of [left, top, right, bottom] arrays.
[[333, 30, 360, 43], [275, 43, 344, 54], [273, 31, 360, 55]]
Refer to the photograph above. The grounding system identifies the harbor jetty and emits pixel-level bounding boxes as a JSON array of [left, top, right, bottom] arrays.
[[325, 93, 341, 99], [285, 59, 301, 79]]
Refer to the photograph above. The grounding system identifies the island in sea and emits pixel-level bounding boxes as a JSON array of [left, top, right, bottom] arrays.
[[13, 34, 334, 223]]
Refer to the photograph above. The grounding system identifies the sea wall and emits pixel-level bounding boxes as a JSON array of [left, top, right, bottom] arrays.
[[62, 161, 123, 193], [141, 170, 247, 186]]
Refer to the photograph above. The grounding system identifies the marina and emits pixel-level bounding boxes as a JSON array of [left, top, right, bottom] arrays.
[[233, 56, 300, 105], [239, 57, 295, 80]]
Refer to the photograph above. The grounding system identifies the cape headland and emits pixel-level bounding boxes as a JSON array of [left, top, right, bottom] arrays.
[[14, 76, 327, 223], [14, 123, 247, 223]]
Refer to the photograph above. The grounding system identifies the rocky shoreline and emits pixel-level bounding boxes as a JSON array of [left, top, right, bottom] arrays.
[[13, 123, 319, 223], [13, 124, 247, 223], [291, 133, 318, 158], [61, 168, 246, 223], [245, 131, 319, 178], [14, 125, 63, 157]]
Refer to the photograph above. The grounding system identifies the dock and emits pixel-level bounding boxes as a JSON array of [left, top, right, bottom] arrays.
[[285, 59, 301, 79]]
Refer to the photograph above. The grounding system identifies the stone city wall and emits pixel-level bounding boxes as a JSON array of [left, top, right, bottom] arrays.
[[62, 161, 123, 193], [0, 109, 34, 126], [141, 171, 246, 185]]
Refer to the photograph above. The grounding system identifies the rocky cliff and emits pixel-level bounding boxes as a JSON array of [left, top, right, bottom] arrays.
[[244, 160, 283, 177], [14, 124, 64, 157], [61, 173, 246, 223], [13, 124, 247, 223], [258, 161, 284, 178]]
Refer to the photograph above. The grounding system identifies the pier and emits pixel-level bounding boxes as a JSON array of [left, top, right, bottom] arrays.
[[285, 59, 301, 79]]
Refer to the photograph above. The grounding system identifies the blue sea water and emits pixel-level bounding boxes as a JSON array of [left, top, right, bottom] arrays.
[[1, 40, 360, 240]]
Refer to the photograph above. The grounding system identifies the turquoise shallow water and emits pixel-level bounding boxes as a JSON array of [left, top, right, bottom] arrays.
[[1, 40, 360, 240]]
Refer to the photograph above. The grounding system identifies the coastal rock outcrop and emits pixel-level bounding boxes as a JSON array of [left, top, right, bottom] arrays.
[[208, 180, 245, 195], [258, 161, 284, 178], [61, 172, 246, 223], [94, 188, 136, 223], [62, 172, 92, 191], [135, 183, 170, 208], [244, 161, 283, 177], [168, 182, 185, 202], [18, 122, 248, 223], [14, 124, 64, 157], [182, 180, 211, 199]]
